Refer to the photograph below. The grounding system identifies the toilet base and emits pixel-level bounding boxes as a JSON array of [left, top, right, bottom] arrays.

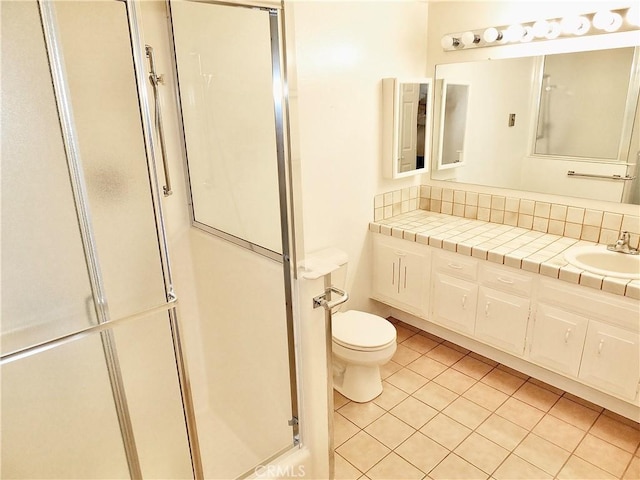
[[333, 364, 383, 403]]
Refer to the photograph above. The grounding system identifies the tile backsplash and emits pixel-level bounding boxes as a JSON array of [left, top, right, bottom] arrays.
[[374, 185, 640, 250]]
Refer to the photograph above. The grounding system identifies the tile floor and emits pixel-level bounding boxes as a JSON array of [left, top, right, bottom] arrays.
[[333, 319, 640, 480]]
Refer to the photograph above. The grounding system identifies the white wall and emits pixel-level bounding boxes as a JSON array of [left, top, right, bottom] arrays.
[[288, 0, 429, 313]]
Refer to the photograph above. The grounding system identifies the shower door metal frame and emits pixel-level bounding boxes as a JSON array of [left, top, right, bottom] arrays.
[[0, 1, 203, 478], [165, 0, 301, 449]]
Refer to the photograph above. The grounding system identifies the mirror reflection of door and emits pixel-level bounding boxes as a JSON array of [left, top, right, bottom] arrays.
[[439, 82, 470, 169], [399, 83, 419, 173]]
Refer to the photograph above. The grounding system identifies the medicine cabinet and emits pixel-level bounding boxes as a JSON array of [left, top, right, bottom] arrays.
[[382, 78, 432, 179]]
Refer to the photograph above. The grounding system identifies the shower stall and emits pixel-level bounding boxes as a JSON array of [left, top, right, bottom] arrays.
[[1, 0, 300, 478]]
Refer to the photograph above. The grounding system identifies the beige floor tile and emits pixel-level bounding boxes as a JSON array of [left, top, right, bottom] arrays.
[[602, 409, 640, 428], [386, 368, 429, 394], [366, 452, 425, 480], [334, 412, 361, 447], [556, 455, 616, 479], [380, 360, 403, 379], [338, 401, 386, 429], [433, 368, 476, 395], [420, 413, 472, 450], [373, 381, 410, 411], [365, 413, 416, 450], [549, 397, 600, 431], [443, 397, 491, 430], [395, 325, 419, 343], [527, 377, 566, 396], [413, 382, 459, 411], [454, 432, 509, 474], [589, 413, 640, 453], [335, 453, 364, 480], [624, 455, 640, 479], [493, 454, 552, 480], [335, 390, 351, 409], [407, 356, 448, 380], [496, 364, 529, 379], [429, 453, 488, 480], [481, 368, 526, 395], [426, 344, 466, 366], [532, 414, 586, 452], [562, 392, 604, 413], [476, 414, 529, 451], [574, 434, 633, 477], [496, 397, 545, 431], [512, 381, 561, 412], [391, 396, 438, 429], [419, 331, 445, 343], [402, 334, 439, 354], [452, 355, 494, 380], [336, 431, 391, 473], [443, 341, 471, 354], [468, 351, 499, 367], [393, 344, 423, 366], [462, 382, 508, 412], [395, 431, 449, 474], [513, 433, 571, 476]]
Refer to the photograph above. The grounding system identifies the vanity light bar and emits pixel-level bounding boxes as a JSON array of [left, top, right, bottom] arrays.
[[441, 6, 640, 51]]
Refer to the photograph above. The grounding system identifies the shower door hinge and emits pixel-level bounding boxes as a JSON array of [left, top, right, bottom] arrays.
[[288, 416, 298, 427]]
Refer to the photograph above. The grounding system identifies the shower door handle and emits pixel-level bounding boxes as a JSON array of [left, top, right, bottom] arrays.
[[313, 286, 349, 311]]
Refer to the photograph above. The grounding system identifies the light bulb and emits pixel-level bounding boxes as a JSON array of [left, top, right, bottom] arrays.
[[593, 10, 623, 32], [521, 26, 535, 42], [441, 35, 460, 49], [505, 24, 525, 42], [545, 21, 562, 39], [483, 27, 503, 43], [561, 15, 590, 35], [627, 5, 640, 27], [532, 20, 551, 38], [461, 31, 481, 46]]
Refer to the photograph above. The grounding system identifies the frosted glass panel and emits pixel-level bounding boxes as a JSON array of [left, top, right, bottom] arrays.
[[172, 2, 283, 254], [53, 1, 167, 319], [1, 335, 129, 479], [0, 1, 96, 353], [114, 311, 193, 479]]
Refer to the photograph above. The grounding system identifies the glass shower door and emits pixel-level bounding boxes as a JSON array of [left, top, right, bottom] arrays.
[[1, 1, 196, 478]]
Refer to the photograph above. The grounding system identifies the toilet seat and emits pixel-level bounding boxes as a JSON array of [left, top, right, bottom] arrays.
[[332, 311, 396, 352]]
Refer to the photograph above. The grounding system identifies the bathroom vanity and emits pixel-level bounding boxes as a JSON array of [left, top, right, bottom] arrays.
[[369, 210, 640, 420]]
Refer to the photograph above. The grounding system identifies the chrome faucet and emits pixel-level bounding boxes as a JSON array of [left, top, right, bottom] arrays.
[[607, 231, 639, 254]]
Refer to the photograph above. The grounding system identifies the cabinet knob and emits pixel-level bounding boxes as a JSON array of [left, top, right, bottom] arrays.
[[485, 301, 491, 316], [462, 294, 467, 308], [564, 328, 572, 343], [597, 339, 605, 355]]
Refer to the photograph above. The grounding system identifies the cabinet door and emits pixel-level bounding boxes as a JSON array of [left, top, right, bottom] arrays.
[[529, 303, 588, 377], [431, 272, 477, 334], [372, 237, 429, 316], [475, 287, 530, 356], [579, 321, 640, 400]]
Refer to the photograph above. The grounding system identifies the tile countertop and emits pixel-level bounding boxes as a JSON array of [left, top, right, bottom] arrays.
[[369, 210, 640, 300]]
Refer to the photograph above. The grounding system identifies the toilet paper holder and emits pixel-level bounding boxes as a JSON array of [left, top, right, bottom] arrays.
[[313, 286, 349, 310]]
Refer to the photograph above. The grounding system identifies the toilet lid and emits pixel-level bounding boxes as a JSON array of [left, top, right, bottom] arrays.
[[332, 311, 397, 350]]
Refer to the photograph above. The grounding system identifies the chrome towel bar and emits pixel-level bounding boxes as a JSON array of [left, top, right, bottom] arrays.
[[567, 170, 636, 181]]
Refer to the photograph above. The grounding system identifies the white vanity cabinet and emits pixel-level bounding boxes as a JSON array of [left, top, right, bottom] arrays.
[[579, 321, 640, 400], [529, 304, 588, 377], [430, 251, 478, 335], [371, 234, 430, 317], [474, 265, 533, 356]]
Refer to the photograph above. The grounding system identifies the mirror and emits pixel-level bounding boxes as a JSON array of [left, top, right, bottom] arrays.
[[431, 46, 640, 204], [382, 78, 432, 178]]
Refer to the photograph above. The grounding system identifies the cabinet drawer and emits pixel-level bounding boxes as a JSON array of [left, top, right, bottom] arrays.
[[481, 264, 533, 297], [433, 251, 478, 281]]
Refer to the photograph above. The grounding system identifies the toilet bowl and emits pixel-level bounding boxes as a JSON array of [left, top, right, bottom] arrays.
[[332, 310, 397, 403]]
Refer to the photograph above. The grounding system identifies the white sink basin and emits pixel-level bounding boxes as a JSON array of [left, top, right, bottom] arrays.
[[564, 245, 640, 280]]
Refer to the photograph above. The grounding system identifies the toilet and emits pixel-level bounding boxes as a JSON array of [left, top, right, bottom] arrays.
[[302, 247, 398, 403], [332, 310, 397, 402]]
